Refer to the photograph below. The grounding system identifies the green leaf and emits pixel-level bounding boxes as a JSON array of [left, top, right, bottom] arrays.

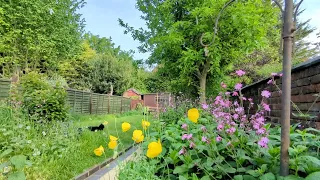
[[243, 175, 256, 180], [234, 175, 243, 180], [281, 175, 304, 180], [173, 164, 188, 174], [246, 170, 260, 177], [305, 171, 320, 180], [179, 175, 188, 180], [0, 149, 13, 158], [259, 172, 275, 180], [8, 171, 26, 180], [10, 155, 26, 170], [200, 175, 210, 180]]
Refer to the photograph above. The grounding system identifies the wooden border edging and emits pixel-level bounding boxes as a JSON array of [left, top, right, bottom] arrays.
[[73, 145, 135, 180]]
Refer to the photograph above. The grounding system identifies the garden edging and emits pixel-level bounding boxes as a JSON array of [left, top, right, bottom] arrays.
[[73, 145, 135, 180]]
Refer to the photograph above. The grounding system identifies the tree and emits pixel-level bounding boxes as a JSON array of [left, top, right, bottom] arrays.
[[119, 0, 279, 102], [0, 0, 85, 77]]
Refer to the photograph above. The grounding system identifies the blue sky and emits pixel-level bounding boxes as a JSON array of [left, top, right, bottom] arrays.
[[79, 0, 320, 61]]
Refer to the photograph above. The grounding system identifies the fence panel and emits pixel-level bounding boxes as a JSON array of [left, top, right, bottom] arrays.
[[0, 80, 132, 115]]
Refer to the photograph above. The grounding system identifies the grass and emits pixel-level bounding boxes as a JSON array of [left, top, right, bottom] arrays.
[[0, 104, 153, 180]]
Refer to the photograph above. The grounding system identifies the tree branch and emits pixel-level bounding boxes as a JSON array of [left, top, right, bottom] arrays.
[[200, 0, 236, 47], [271, 0, 284, 13]]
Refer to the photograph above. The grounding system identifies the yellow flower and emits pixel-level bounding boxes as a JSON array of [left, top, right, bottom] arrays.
[[103, 121, 108, 125], [94, 145, 104, 156], [132, 130, 144, 143], [188, 108, 199, 123], [108, 140, 117, 149], [109, 135, 118, 141], [146, 139, 162, 158], [142, 120, 151, 129], [122, 122, 131, 132]]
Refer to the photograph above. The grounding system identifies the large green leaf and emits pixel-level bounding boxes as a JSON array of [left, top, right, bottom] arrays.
[[0, 149, 13, 158], [10, 155, 26, 170], [8, 171, 26, 180], [173, 164, 188, 174], [305, 171, 320, 180], [297, 156, 320, 174], [259, 172, 275, 180]]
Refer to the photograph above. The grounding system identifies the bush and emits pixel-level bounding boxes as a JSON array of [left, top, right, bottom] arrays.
[[20, 72, 69, 122]]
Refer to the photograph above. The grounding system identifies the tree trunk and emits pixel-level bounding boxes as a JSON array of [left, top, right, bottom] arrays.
[[199, 73, 207, 104]]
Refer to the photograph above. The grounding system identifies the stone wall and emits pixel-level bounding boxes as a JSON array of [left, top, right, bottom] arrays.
[[241, 56, 320, 129]]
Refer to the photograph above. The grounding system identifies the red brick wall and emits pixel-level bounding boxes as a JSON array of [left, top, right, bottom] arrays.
[[241, 57, 320, 129]]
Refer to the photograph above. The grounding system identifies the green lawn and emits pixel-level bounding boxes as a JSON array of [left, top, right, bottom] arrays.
[[41, 113, 148, 180]]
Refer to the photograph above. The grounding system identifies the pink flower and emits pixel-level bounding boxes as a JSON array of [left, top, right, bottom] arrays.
[[267, 79, 273, 84], [186, 134, 193, 140], [201, 136, 210, 144], [263, 103, 271, 112], [182, 134, 188, 140], [201, 126, 207, 132], [233, 114, 239, 120], [225, 92, 231, 96], [226, 127, 236, 134], [235, 83, 243, 90], [227, 141, 232, 146], [248, 98, 253, 102], [258, 137, 269, 148], [256, 128, 266, 135], [236, 70, 246, 76], [216, 135, 222, 142], [181, 124, 188, 130], [202, 103, 209, 109], [189, 142, 196, 148], [221, 82, 227, 88], [235, 107, 244, 113], [261, 90, 271, 98], [271, 73, 278, 76], [242, 97, 247, 101], [179, 147, 186, 155], [217, 124, 224, 131], [232, 91, 239, 96], [279, 73, 283, 77]]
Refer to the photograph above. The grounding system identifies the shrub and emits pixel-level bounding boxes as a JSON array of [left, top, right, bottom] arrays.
[[20, 72, 69, 122]]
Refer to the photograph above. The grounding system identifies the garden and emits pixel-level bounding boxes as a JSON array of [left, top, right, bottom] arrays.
[[1, 0, 320, 179]]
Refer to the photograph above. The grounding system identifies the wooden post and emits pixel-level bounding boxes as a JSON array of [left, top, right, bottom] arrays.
[[73, 90, 76, 113], [81, 91, 84, 113], [101, 95, 104, 114], [108, 95, 110, 114], [120, 97, 123, 113], [89, 92, 93, 114]]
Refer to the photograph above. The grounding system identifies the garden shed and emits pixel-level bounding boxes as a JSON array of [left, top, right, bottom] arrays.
[[143, 92, 174, 112]]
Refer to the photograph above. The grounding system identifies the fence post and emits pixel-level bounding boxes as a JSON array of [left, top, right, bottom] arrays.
[[101, 95, 104, 114], [73, 90, 76, 113], [108, 95, 110, 114], [81, 91, 84, 113], [89, 92, 93, 114], [120, 97, 123, 113]]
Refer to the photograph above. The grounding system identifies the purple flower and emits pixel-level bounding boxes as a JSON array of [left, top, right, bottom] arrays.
[[226, 127, 236, 134], [236, 70, 246, 76], [232, 91, 239, 96], [263, 103, 271, 112], [201, 136, 209, 144], [258, 137, 269, 148], [225, 92, 231, 96], [189, 142, 196, 148], [179, 147, 186, 155], [216, 135, 222, 142], [201, 126, 207, 132], [181, 124, 188, 130], [235, 83, 243, 90], [267, 79, 273, 84], [261, 90, 271, 98], [279, 73, 283, 77], [242, 97, 247, 101], [202, 103, 209, 109], [235, 107, 244, 113]]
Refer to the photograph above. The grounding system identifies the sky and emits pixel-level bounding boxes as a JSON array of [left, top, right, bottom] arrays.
[[79, 0, 320, 61]]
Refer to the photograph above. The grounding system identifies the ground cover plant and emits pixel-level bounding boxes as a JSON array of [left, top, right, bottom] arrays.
[[0, 101, 149, 180], [118, 71, 320, 180]]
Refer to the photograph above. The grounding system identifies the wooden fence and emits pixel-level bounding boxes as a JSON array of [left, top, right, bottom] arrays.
[[0, 79, 131, 114]]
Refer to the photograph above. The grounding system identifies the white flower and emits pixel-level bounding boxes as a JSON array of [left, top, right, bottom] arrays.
[[18, 124, 23, 128], [26, 126, 31, 130], [42, 131, 46, 136], [49, 8, 54, 15], [27, 140, 32, 144]]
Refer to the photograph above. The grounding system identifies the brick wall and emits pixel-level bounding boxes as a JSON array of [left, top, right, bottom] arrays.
[[241, 56, 320, 129]]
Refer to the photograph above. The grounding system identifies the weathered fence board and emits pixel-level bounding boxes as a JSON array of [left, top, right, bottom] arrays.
[[0, 79, 131, 114]]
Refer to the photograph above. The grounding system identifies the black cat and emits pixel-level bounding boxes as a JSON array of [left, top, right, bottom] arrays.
[[78, 123, 105, 135]]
